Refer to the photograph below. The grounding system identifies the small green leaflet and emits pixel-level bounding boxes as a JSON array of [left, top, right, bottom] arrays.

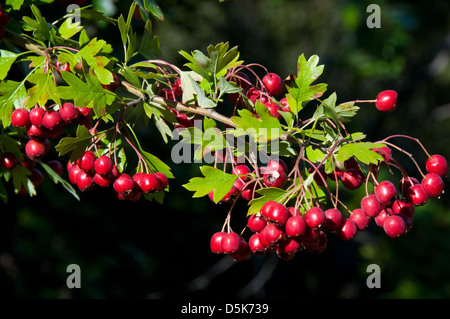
[[59, 17, 83, 40], [134, 0, 165, 21], [39, 162, 80, 201], [247, 188, 289, 216], [26, 72, 62, 108], [305, 146, 326, 163], [285, 54, 328, 116], [55, 125, 92, 162], [11, 165, 36, 197], [0, 50, 19, 80], [75, 38, 113, 85], [22, 5, 50, 43], [231, 101, 284, 142], [336, 142, 386, 165], [183, 166, 237, 203]]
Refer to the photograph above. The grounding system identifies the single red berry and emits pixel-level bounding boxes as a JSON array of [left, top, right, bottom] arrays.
[[102, 73, 121, 92], [323, 208, 344, 231], [78, 151, 96, 172], [76, 170, 95, 192], [421, 173, 445, 197], [264, 102, 281, 119], [68, 164, 82, 184], [277, 237, 302, 255], [248, 233, 267, 255], [262, 73, 283, 96], [210, 231, 226, 254], [375, 180, 398, 206], [261, 201, 289, 226], [231, 238, 251, 262], [308, 231, 328, 254], [360, 194, 382, 218], [247, 214, 267, 233], [375, 90, 398, 112], [406, 184, 428, 206], [341, 168, 364, 190], [267, 159, 289, 173], [42, 109, 62, 130], [47, 160, 64, 176], [140, 173, 161, 193], [263, 166, 287, 188], [305, 207, 326, 229], [0, 152, 18, 170], [94, 155, 114, 176], [113, 173, 135, 194], [392, 199, 415, 218], [336, 218, 358, 241], [350, 208, 370, 231], [285, 215, 307, 237], [221, 232, 241, 254], [25, 139, 46, 160], [246, 87, 267, 104], [29, 107, 45, 127], [425, 154, 448, 177], [287, 206, 301, 217], [232, 164, 251, 182], [11, 109, 31, 128], [375, 208, 391, 227], [327, 168, 344, 181], [155, 172, 168, 191], [76, 107, 92, 118], [124, 186, 142, 202], [27, 124, 47, 140], [59, 102, 80, 122], [383, 215, 407, 238], [279, 97, 290, 111], [399, 177, 420, 196], [261, 223, 286, 246], [93, 173, 113, 188], [208, 185, 238, 203], [373, 146, 392, 163]]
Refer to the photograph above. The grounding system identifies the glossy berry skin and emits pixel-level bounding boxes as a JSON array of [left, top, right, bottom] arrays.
[[42, 110, 62, 130], [11, 109, 30, 128], [263, 167, 287, 188], [323, 208, 344, 231], [76, 171, 95, 192], [336, 218, 358, 241], [350, 208, 370, 231], [375, 180, 398, 206], [277, 237, 302, 255], [68, 165, 82, 184], [210, 231, 226, 253], [155, 172, 168, 191], [421, 173, 444, 198], [247, 214, 267, 233], [375, 90, 398, 112], [232, 164, 251, 182], [78, 151, 96, 172], [248, 233, 267, 255], [375, 209, 391, 227], [231, 239, 251, 262], [77, 107, 92, 118], [406, 184, 428, 206], [360, 194, 382, 218], [221, 232, 241, 254], [264, 102, 281, 119], [341, 168, 364, 190], [425, 155, 448, 177], [113, 173, 135, 194], [285, 215, 307, 237], [94, 155, 113, 176], [262, 73, 283, 96], [261, 223, 286, 246], [383, 215, 407, 238], [392, 199, 415, 218], [261, 201, 289, 226], [267, 159, 289, 173], [399, 177, 420, 196], [0, 152, 18, 170], [305, 207, 326, 229], [29, 107, 45, 127], [59, 102, 80, 122], [93, 173, 113, 188], [25, 139, 46, 160], [140, 173, 161, 193]]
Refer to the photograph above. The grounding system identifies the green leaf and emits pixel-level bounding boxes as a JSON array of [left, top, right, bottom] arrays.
[[183, 166, 237, 203], [189, 76, 217, 108], [135, 0, 165, 21], [231, 101, 284, 142], [22, 5, 50, 43], [180, 71, 203, 104], [38, 162, 80, 201], [285, 54, 328, 115], [26, 72, 62, 108], [335, 102, 360, 121], [247, 188, 289, 215], [0, 50, 19, 80], [144, 191, 165, 204], [75, 38, 113, 85], [11, 165, 35, 197], [138, 21, 161, 59], [0, 80, 27, 128], [336, 142, 386, 165], [306, 146, 326, 163], [59, 17, 83, 40], [55, 125, 92, 162], [218, 76, 242, 97]]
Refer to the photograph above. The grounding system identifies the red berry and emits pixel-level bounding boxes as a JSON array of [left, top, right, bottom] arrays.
[[277, 237, 302, 255], [262, 73, 283, 96], [27, 125, 47, 140], [25, 139, 46, 160], [0, 152, 18, 170], [373, 146, 392, 163], [350, 208, 370, 231], [76, 107, 92, 118], [68, 164, 82, 184], [341, 168, 364, 190], [102, 73, 121, 92], [375, 90, 398, 112], [374, 208, 391, 227], [375, 180, 398, 206], [155, 172, 168, 191], [425, 154, 448, 177], [48, 160, 64, 176], [383, 215, 407, 238], [93, 173, 113, 188], [29, 107, 45, 127], [285, 215, 307, 237], [263, 166, 287, 188], [140, 173, 161, 193], [261, 223, 286, 246], [264, 102, 281, 119], [421, 173, 444, 198], [94, 155, 113, 176], [59, 102, 80, 122], [261, 201, 289, 226], [42, 110, 62, 130], [267, 159, 289, 173], [323, 208, 344, 231], [360, 194, 382, 218], [76, 170, 95, 192], [124, 186, 142, 202], [232, 164, 251, 182], [247, 214, 267, 233], [210, 231, 226, 254], [336, 218, 358, 241], [392, 199, 415, 218], [231, 238, 251, 262], [399, 177, 420, 196], [113, 173, 135, 194], [248, 233, 267, 255], [304, 207, 325, 229], [78, 151, 96, 172], [406, 184, 428, 206], [221, 232, 241, 254], [0, 6, 9, 26], [11, 109, 30, 128], [29, 168, 44, 187], [246, 87, 267, 104]]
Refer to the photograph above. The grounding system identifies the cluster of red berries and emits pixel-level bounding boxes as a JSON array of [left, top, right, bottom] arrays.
[[0, 5, 9, 40], [67, 150, 169, 201], [11, 103, 93, 161], [209, 150, 447, 261]]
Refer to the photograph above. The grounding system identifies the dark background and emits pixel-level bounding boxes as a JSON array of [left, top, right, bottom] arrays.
[[1, 0, 449, 299]]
